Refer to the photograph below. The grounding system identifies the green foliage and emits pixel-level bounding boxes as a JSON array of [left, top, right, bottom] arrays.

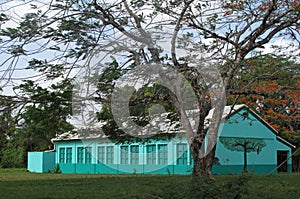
[[238, 54, 300, 86], [0, 80, 74, 167], [0, 141, 24, 168], [222, 174, 250, 199], [97, 59, 123, 95], [187, 177, 222, 199], [27, 59, 65, 79], [0, 13, 8, 22], [51, 164, 61, 174], [97, 82, 180, 143], [162, 179, 186, 199], [129, 84, 178, 117], [13, 80, 74, 152], [0, 97, 17, 166], [151, 175, 250, 199]]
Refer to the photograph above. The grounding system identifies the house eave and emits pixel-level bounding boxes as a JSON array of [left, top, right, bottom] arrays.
[[277, 136, 296, 149]]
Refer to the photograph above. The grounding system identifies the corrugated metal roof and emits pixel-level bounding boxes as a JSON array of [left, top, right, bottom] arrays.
[[51, 104, 246, 142], [51, 103, 295, 149]]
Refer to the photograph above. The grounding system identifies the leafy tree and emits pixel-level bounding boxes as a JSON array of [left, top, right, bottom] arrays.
[[0, 141, 24, 168], [0, 0, 299, 177], [219, 137, 266, 173], [0, 96, 17, 165], [13, 80, 74, 152], [0, 80, 74, 166]]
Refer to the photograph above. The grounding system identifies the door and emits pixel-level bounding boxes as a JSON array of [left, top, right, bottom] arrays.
[[277, 151, 288, 172]]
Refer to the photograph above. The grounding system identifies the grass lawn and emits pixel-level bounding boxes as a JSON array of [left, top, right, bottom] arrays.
[[0, 169, 300, 199]]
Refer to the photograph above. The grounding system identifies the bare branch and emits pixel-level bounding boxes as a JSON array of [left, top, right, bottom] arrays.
[[171, 0, 194, 67]]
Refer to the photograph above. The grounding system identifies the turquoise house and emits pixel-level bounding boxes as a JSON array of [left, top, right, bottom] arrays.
[[27, 105, 294, 174]]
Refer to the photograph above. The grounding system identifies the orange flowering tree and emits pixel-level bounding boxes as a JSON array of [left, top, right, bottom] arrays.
[[227, 54, 300, 149]]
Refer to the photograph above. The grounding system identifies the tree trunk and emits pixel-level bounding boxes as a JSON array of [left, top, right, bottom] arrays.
[[192, 148, 216, 177], [188, 97, 218, 177], [190, 134, 216, 177]]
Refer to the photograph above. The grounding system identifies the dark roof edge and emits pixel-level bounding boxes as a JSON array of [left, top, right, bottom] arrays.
[[277, 136, 296, 148]]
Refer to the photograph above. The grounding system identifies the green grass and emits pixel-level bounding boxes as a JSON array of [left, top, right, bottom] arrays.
[[0, 169, 300, 199]]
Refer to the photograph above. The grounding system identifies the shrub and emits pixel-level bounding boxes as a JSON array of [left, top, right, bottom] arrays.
[[222, 174, 250, 199], [51, 164, 61, 174], [158, 175, 250, 199], [186, 176, 222, 199]]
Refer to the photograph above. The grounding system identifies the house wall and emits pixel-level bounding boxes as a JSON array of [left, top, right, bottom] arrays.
[[42, 152, 56, 172], [53, 108, 293, 175], [55, 135, 193, 174], [28, 152, 43, 173], [54, 137, 292, 175], [214, 109, 292, 174], [27, 152, 55, 173]]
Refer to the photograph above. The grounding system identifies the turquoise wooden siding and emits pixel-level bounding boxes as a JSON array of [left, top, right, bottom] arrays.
[[39, 106, 293, 175], [214, 108, 293, 174], [54, 138, 193, 174], [53, 133, 292, 174], [27, 152, 55, 173]]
